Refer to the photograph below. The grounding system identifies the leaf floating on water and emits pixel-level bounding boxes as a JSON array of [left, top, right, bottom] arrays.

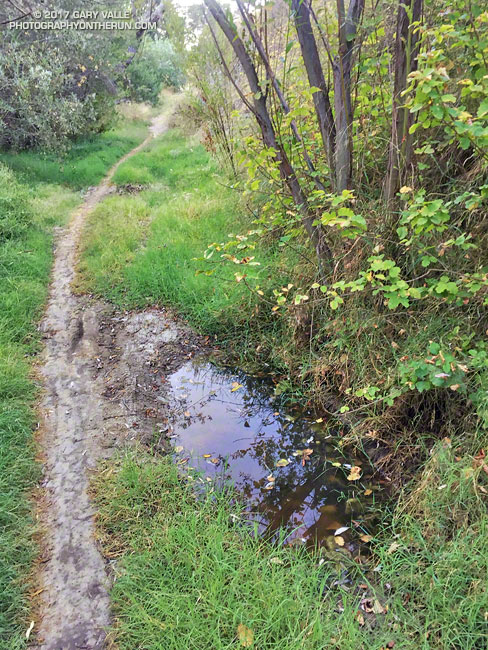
[[179, 457, 190, 465], [266, 474, 275, 482], [334, 526, 349, 536], [203, 454, 212, 458], [347, 466, 362, 481], [276, 458, 290, 467], [335, 535, 345, 546], [237, 623, 254, 647], [210, 458, 220, 465], [231, 382, 244, 392], [184, 411, 191, 418], [264, 482, 275, 490], [174, 446, 184, 453]]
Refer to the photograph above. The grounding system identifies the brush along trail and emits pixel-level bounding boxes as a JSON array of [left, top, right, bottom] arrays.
[[33, 108, 204, 649]]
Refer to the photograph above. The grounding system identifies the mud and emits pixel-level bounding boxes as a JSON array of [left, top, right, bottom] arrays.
[[33, 114, 199, 649]]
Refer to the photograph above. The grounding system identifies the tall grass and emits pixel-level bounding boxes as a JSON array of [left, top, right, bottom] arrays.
[[0, 122, 148, 189], [77, 131, 292, 336]]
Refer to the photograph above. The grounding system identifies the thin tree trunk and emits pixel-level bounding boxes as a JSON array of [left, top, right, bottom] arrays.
[[291, 0, 336, 186], [333, 0, 364, 192], [385, 0, 423, 203], [204, 0, 333, 272]]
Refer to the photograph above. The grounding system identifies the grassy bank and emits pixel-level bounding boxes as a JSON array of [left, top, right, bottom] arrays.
[[0, 116, 148, 646], [78, 130, 488, 648], [93, 448, 487, 649]]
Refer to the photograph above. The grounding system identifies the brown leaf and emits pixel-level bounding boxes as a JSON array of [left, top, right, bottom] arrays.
[[237, 623, 254, 647], [184, 411, 191, 418], [210, 458, 220, 465], [360, 534, 373, 543], [347, 466, 362, 481], [356, 611, 365, 626]]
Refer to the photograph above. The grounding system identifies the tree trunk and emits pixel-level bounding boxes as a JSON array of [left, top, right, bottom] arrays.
[[204, 0, 333, 273], [291, 0, 336, 186], [333, 0, 364, 192], [385, 0, 423, 203]]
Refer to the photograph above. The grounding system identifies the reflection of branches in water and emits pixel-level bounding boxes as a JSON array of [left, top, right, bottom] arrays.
[[169, 361, 374, 545]]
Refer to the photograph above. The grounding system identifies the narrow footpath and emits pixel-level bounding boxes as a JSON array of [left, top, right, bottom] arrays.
[[34, 115, 168, 649]]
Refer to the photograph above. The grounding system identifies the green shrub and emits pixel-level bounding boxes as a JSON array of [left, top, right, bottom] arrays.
[[127, 39, 184, 105]]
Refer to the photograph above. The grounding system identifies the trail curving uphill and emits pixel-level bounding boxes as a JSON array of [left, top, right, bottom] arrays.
[[34, 115, 169, 650]]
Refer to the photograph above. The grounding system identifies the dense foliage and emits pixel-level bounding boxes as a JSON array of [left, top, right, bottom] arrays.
[[0, 0, 183, 151], [183, 0, 488, 471], [127, 39, 185, 105]]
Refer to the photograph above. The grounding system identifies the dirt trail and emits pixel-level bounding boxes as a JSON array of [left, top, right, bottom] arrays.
[[34, 113, 179, 649]]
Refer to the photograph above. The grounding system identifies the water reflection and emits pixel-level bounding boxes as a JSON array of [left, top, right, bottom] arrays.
[[168, 359, 377, 548]]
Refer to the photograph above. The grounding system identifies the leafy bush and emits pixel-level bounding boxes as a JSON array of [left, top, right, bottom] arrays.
[[0, 42, 113, 152], [0, 164, 31, 243], [127, 39, 184, 105]]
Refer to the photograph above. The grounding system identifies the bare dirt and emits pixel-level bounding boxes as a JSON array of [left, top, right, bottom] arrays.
[[33, 113, 208, 649]]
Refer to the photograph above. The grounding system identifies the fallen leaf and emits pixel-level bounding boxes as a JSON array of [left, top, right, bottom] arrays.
[[372, 599, 386, 614], [356, 611, 365, 626], [276, 458, 290, 467], [203, 454, 212, 458], [174, 446, 183, 453], [237, 623, 254, 647], [179, 457, 189, 465], [360, 534, 373, 543], [387, 541, 400, 555], [266, 474, 275, 482], [210, 458, 220, 465], [264, 482, 275, 490], [334, 526, 349, 536], [184, 411, 191, 418], [364, 489, 373, 496], [332, 462, 342, 467], [335, 536, 345, 546], [25, 621, 34, 640], [315, 418, 324, 423], [347, 466, 362, 481], [269, 556, 284, 565], [231, 382, 244, 392]]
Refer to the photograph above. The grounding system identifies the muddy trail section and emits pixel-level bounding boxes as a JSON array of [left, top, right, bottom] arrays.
[[33, 114, 205, 649]]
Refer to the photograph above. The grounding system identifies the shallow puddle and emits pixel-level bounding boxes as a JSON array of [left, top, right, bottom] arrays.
[[168, 359, 379, 549]]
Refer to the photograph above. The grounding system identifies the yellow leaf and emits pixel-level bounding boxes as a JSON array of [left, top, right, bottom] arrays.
[[347, 466, 362, 481], [332, 462, 342, 467], [184, 411, 191, 417], [335, 535, 345, 546], [203, 454, 212, 458], [231, 382, 244, 392], [400, 186, 413, 194], [276, 458, 290, 467], [315, 418, 324, 423], [237, 623, 254, 647], [210, 458, 220, 465], [360, 534, 373, 543], [364, 488, 373, 496]]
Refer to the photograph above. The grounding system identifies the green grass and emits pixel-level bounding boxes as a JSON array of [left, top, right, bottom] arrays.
[[95, 449, 488, 650], [0, 121, 148, 189], [0, 115, 148, 647], [77, 130, 291, 336]]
